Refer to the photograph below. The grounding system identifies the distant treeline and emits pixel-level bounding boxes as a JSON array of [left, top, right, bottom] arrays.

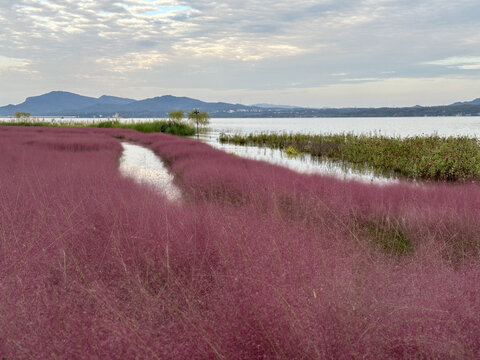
[[39, 105, 480, 118], [44, 105, 480, 118], [213, 104, 480, 118]]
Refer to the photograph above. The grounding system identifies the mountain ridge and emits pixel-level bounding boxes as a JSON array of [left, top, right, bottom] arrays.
[[451, 98, 480, 106], [0, 91, 255, 117], [1, 91, 480, 118]]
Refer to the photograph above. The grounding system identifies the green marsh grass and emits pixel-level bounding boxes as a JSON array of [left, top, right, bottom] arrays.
[[284, 146, 300, 157], [219, 132, 480, 181], [97, 119, 195, 135], [358, 218, 413, 256], [0, 117, 196, 136]]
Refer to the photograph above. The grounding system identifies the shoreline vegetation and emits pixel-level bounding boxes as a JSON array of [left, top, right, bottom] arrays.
[[219, 132, 480, 181], [0, 113, 197, 136]]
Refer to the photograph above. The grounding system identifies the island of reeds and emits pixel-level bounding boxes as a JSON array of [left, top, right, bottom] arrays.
[[0, 124, 479, 358], [220, 132, 480, 181]]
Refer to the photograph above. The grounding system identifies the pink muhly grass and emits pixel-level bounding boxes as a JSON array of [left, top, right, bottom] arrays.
[[0, 126, 479, 359]]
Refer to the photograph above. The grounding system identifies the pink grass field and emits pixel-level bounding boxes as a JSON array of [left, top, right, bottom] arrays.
[[1, 125, 479, 359]]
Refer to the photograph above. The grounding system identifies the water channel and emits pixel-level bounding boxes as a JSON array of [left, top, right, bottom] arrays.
[[198, 116, 480, 183], [118, 142, 182, 201], [198, 131, 396, 184]]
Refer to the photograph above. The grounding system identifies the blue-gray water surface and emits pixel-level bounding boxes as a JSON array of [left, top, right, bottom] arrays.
[[207, 116, 480, 137]]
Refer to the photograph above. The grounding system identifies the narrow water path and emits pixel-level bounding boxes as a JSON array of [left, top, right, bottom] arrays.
[[119, 142, 182, 201], [198, 132, 398, 185]]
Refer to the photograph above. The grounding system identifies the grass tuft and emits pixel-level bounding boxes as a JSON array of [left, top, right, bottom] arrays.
[[284, 146, 300, 157], [361, 219, 413, 256]]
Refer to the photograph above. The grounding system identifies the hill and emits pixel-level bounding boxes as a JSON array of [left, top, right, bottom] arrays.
[[1, 91, 480, 118], [0, 91, 257, 118], [451, 98, 480, 106]]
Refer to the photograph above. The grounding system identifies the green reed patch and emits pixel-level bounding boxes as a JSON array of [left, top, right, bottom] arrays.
[[1, 118, 196, 136], [219, 132, 480, 181], [284, 146, 300, 157], [104, 120, 195, 135], [359, 218, 413, 256], [0, 120, 62, 127]]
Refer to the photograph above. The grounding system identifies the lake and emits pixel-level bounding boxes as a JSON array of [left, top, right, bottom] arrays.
[[3, 115, 480, 137], [207, 116, 480, 137]]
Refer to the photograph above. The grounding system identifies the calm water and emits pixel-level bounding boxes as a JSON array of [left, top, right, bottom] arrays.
[[207, 116, 480, 137], [198, 132, 397, 184], [119, 142, 181, 201], [3, 115, 480, 137], [3, 116, 480, 137]]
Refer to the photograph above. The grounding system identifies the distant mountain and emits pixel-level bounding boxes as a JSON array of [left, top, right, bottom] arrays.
[[115, 95, 252, 115], [252, 103, 301, 109], [0, 91, 257, 117], [451, 98, 480, 106], [0, 91, 137, 116], [2, 91, 99, 115], [1, 91, 480, 118], [96, 95, 136, 105]]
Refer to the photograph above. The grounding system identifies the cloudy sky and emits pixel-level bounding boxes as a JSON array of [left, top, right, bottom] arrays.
[[1, 0, 480, 107]]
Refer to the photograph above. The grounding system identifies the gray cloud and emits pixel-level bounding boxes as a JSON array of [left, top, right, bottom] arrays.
[[0, 0, 480, 106]]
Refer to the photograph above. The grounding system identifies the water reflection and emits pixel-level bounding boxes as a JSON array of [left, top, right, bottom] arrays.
[[198, 132, 398, 185], [119, 142, 182, 201]]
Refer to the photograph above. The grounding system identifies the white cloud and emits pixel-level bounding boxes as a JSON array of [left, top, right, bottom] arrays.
[[96, 50, 169, 72], [341, 77, 381, 83], [172, 37, 306, 62], [2, 0, 480, 106], [122, 3, 192, 17], [0, 56, 31, 72], [425, 56, 480, 69], [459, 64, 480, 70]]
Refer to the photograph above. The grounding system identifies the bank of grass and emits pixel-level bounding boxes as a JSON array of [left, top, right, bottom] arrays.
[[96, 119, 195, 136], [0, 117, 196, 136], [219, 132, 480, 181]]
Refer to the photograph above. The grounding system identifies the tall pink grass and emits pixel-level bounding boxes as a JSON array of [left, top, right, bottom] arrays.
[[1, 126, 479, 359]]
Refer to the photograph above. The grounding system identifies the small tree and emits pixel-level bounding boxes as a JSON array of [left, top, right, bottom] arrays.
[[14, 111, 30, 119], [169, 110, 184, 123], [188, 109, 210, 138]]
